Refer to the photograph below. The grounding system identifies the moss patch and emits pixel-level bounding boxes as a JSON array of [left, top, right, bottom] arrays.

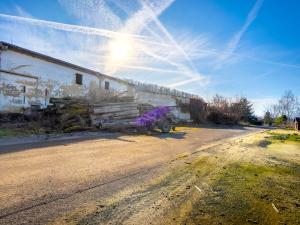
[[266, 130, 300, 142], [270, 133, 300, 142], [181, 161, 300, 225]]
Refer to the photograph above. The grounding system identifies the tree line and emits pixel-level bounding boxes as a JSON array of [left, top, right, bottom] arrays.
[[205, 90, 299, 126]]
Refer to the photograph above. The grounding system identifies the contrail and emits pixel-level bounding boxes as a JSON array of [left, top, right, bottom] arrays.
[[244, 55, 300, 69], [140, 0, 204, 81], [167, 77, 205, 88], [0, 14, 147, 40], [99, 0, 206, 82], [111, 0, 201, 80], [0, 13, 188, 76], [96, 63, 200, 75], [121, 0, 175, 34], [217, 0, 264, 65]]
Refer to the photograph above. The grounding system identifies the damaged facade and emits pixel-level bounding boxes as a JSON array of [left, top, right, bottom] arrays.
[[0, 42, 199, 120]]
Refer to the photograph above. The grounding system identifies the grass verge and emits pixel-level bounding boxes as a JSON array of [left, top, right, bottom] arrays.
[[0, 128, 36, 137]]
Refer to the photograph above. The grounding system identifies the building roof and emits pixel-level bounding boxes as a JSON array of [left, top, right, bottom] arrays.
[[294, 117, 300, 123], [0, 41, 132, 86]]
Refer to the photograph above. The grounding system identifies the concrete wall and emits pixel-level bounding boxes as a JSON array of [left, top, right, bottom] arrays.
[[135, 91, 190, 120], [0, 50, 133, 112]]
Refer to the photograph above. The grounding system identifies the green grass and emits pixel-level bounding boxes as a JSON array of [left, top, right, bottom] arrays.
[[0, 128, 36, 137], [183, 161, 300, 225], [270, 133, 300, 142]]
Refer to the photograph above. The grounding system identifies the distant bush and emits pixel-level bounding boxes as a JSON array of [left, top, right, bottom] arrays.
[[207, 110, 238, 125], [274, 115, 288, 126], [189, 98, 208, 123], [263, 111, 273, 126], [206, 95, 254, 125], [248, 115, 263, 126], [207, 111, 223, 124]]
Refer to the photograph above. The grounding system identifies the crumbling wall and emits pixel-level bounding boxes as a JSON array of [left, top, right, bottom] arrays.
[[0, 72, 39, 112], [0, 50, 133, 112]]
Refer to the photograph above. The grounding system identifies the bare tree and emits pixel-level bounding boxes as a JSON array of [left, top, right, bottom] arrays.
[[265, 104, 281, 119], [265, 90, 300, 120], [278, 90, 299, 120]]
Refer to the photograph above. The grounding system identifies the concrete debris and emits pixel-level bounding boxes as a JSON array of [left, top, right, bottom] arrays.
[[44, 97, 141, 132], [42, 97, 91, 132], [0, 97, 179, 134]]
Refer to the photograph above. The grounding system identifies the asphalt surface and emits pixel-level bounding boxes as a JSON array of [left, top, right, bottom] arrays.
[[0, 125, 262, 224]]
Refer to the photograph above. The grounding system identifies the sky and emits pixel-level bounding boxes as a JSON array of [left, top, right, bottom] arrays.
[[0, 0, 299, 116]]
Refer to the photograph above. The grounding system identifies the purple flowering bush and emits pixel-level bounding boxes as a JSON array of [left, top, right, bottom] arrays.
[[135, 106, 171, 127]]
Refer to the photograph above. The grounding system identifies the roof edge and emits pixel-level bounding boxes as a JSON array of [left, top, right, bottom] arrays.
[[0, 41, 133, 86]]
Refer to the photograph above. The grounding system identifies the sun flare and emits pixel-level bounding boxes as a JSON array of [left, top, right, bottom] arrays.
[[108, 37, 134, 63]]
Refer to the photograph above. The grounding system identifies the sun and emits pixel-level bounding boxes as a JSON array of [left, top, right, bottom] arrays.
[[108, 36, 134, 64]]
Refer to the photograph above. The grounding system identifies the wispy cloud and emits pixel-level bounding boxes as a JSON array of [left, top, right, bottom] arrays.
[[14, 5, 34, 18], [215, 0, 264, 68]]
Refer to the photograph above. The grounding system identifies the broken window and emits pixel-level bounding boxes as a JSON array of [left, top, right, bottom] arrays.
[[76, 73, 83, 85], [22, 86, 26, 104], [105, 81, 110, 90], [44, 89, 48, 106]]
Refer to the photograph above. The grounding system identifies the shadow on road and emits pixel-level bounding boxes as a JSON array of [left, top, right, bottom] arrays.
[[0, 124, 267, 155], [150, 131, 187, 139], [0, 130, 188, 154]]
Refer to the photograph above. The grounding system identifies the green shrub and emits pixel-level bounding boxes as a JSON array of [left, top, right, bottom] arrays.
[[274, 115, 288, 126]]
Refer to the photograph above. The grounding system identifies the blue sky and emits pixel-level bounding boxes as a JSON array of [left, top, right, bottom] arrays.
[[0, 0, 299, 115]]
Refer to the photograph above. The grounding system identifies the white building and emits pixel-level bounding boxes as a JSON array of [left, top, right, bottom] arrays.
[[0, 42, 193, 120]]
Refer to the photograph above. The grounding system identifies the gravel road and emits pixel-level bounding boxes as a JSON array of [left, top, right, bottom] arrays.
[[0, 125, 262, 224]]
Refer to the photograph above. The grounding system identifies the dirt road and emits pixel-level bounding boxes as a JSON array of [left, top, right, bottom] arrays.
[[0, 126, 261, 224], [65, 129, 297, 225]]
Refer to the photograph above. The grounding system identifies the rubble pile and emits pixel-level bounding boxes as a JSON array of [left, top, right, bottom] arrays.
[[0, 113, 34, 132], [42, 97, 143, 132], [1, 97, 177, 134], [42, 97, 91, 132]]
